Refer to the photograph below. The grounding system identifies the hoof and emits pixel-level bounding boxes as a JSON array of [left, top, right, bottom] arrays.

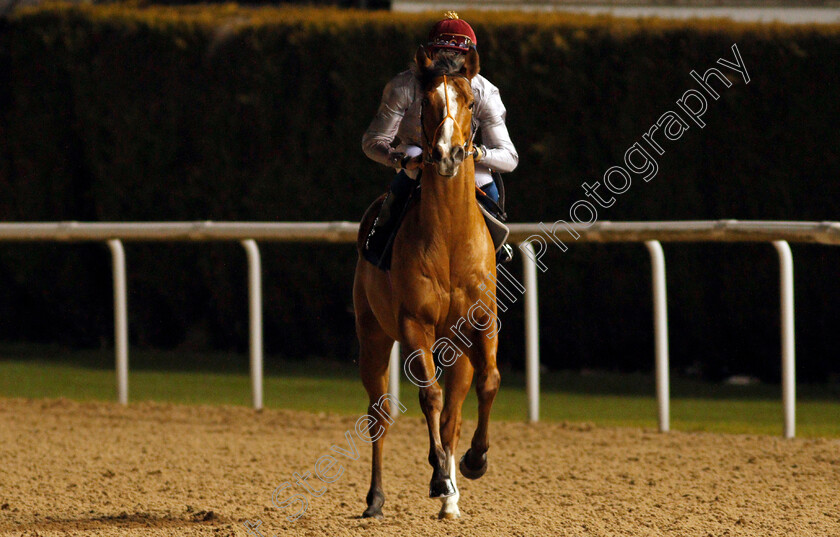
[[459, 449, 487, 480], [361, 507, 383, 519], [428, 476, 456, 498], [438, 510, 461, 520], [362, 488, 384, 518]]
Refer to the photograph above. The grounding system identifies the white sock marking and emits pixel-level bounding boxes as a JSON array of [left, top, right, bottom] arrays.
[[439, 452, 461, 518]]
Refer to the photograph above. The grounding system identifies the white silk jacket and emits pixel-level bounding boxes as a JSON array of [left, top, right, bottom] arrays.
[[362, 70, 519, 186]]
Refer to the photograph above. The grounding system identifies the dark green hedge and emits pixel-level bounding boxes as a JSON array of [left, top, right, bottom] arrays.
[[1, 4, 839, 380]]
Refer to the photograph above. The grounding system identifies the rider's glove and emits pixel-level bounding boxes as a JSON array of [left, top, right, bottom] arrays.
[[390, 146, 423, 170], [473, 144, 487, 163], [389, 151, 407, 169]]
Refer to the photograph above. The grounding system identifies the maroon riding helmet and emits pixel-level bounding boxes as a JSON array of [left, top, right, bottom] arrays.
[[427, 12, 477, 52]]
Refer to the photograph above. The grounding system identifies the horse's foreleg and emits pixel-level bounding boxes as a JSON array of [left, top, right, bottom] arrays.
[[461, 335, 500, 480], [438, 355, 473, 519], [401, 319, 455, 500], [358, 317, 395, 519]]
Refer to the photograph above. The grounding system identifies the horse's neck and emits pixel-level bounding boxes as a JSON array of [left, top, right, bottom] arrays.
[[419, 165, 477, 234]]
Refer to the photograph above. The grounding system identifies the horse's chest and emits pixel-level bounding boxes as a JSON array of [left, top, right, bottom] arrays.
[[401, 278, 481, 323], [444, 285, 476, 307], [436, 281, 484, 322]]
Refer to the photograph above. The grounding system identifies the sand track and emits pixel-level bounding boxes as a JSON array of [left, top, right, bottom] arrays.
[[0, 397, 838, 536]]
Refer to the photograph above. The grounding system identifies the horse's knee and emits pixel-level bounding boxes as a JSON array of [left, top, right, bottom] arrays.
[[366, 407, 391, 438], [418, 384, 443, 411], [440, 409, 452, 431], [440, 406, 461, 430], [477, 368, 500, 399], [439, 409, 461, 439]]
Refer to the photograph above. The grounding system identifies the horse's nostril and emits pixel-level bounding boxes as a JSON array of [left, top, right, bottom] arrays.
[[432, 147, 443, 162], [452, 146, 465, 162]]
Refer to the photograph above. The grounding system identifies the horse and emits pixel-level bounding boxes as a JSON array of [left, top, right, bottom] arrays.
[[353, 46, 501, 520]]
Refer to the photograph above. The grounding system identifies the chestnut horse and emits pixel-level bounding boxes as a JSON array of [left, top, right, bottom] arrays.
[[353, 47, 501, 520]]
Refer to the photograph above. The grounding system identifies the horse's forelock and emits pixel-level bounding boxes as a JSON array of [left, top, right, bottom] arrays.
[[414, 55, 466, 88], [433, 55, 463, 75]]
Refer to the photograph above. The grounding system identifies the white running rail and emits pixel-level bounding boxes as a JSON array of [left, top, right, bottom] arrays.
[[2, 219, 835, 436]]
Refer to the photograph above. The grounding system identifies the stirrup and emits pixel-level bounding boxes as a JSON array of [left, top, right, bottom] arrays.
[[496, 243, 514, 264]]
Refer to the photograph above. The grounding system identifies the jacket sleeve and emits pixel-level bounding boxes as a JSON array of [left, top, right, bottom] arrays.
[[362, 76, 409, 168], [475, 85, 519, 173]]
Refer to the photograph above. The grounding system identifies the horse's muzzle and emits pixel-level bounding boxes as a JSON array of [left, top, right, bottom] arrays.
[[433, 145, 467, 177]]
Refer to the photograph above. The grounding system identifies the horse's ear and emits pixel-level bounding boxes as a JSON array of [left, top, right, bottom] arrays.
[[415, 46, 433, 73], [463, 47, 480, 79]]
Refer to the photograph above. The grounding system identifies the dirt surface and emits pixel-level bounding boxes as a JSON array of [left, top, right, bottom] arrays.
[[0, 397, 838, 537]]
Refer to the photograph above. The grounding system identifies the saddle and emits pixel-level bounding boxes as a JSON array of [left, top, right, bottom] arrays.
[[363, 173, 509, 271]]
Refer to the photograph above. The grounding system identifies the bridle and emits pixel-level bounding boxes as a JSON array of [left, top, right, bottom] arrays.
[[421, 74, 478, 166]]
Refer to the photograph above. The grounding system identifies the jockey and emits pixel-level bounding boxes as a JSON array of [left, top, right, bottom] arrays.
[[362, 12, 519, 263]]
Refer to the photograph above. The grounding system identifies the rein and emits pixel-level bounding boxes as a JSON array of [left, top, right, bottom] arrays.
[[421, 74, 478, 166]]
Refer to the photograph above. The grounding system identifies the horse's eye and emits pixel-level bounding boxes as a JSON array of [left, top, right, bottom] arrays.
[[422, 98, 429, 106], [468, 101, 475, 110]]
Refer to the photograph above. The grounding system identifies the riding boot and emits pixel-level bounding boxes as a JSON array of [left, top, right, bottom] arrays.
[[375, 171, 416, 230], [480, 180, 514, 264], [365, 171, 418, 267]]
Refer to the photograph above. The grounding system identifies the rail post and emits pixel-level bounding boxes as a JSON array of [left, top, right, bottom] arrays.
[[388, 342, 401, 419], [107, 239, 128, 405], [241, 240, 264, 411], [772, 241, 796, 438], [520, 240, 540, 423], [645, 241, 670, 433]]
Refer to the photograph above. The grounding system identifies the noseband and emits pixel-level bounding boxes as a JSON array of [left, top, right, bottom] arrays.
[[421, 74, 478, 166]]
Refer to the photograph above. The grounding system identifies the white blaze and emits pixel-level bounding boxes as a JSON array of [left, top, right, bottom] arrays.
[[434, 81, 459, 159]]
